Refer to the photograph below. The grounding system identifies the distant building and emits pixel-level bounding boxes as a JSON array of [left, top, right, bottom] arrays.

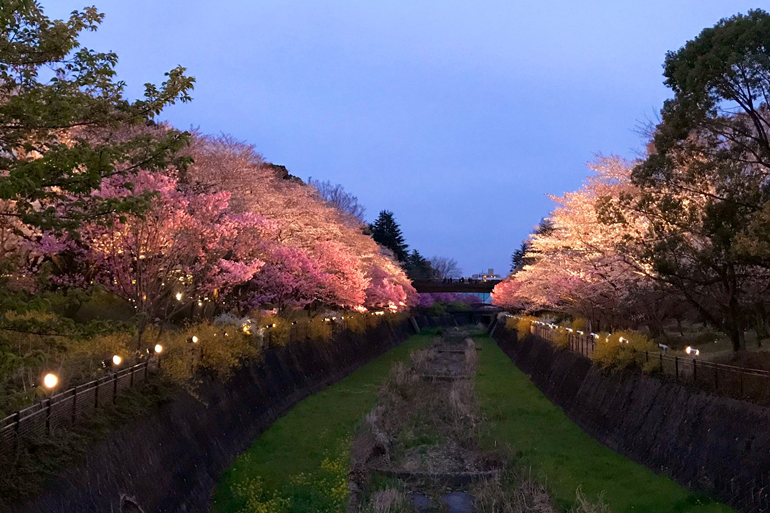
[[471, 268, 501, 282]]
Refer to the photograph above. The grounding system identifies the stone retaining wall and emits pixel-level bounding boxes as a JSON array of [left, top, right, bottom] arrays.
[[492, 326, 770, 513], [9, 320, 415, 513]]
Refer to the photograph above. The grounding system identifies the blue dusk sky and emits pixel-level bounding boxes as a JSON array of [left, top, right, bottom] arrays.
[[44, 1, 767, 276]]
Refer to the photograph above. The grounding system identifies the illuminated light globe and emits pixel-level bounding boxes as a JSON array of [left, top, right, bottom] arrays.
[[175, 292, 183, 301], [154, 344, 163, 354], [43, 373, 58, 389], [191, 335, 199, 343], [112, 355, 123, 366]]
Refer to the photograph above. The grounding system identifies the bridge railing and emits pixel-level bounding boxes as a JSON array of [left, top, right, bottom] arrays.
[[412, 279, 501, 293]]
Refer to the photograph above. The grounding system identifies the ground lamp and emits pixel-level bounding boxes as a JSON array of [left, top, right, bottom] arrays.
[[43, 373, 58, 390]]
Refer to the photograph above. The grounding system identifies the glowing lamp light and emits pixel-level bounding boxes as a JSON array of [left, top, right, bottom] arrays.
[[685, 346, 700, 356], [197, 300, 203, 307], [112, 354, 123, 366], [191, 335, 199, 344], [43, 373, 58, 389], [576, 330, 584, 335], [619, 337, 629, 344], [591, 333, 599, 339], [175, 292, 183, 301], [154, 344, 163, 354]]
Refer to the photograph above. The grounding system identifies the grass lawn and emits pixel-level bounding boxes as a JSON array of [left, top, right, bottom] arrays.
[[211, 330, 435, 513], [476, 333, 736, 513]]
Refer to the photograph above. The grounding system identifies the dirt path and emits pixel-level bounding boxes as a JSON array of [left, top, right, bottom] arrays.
[[348, 328, 491, 512], [346, 327, 617, 513]]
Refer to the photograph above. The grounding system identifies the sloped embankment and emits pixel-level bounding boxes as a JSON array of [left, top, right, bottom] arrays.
[[492, 326, 766, 513], [8, 321, 414, 513]]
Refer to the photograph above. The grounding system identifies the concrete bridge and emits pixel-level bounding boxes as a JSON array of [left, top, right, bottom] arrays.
[[412, 280, 501, 294]]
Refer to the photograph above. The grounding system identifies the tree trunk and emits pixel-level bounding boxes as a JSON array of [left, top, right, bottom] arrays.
[[755, 303, 768, 348], [676, 317, 685, 338]]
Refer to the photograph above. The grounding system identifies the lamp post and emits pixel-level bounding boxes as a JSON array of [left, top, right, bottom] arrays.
[[41, 373, 59, 434]]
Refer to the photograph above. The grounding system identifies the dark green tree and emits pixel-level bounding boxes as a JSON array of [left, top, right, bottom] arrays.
[[0, 0, 195, 235], [404, 250, 435, 281], [625, 10, 770, 351], [511, 218, 553, 272], [369, 210, 409, 262], [0, 1, 195, 345]]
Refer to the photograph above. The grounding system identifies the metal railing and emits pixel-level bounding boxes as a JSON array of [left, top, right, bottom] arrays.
[[532, 324, 770, 405], [0, 316, 387, 456], [0, 313, 411, 457], [0, 360, 155, 456]]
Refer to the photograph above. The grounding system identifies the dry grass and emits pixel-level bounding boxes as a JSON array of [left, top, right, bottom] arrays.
[[410, 348, 437, 375], [360, 488, 409, 513], [572, 489, 613, 513], [465, 339, 479, 371], [352, 331, 614, 513], [473, 469, 613, 513]]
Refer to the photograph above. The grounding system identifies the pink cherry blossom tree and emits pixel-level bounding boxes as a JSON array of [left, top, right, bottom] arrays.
[[34, 170, 269, 346]]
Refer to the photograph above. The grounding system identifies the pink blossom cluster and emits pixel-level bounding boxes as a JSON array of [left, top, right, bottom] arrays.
[[492, 157, 662, 325], [29, 133, 416, 322]]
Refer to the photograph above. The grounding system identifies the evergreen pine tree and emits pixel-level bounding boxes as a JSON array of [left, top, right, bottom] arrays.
[[369, 210, 409, 262], [405, 250, 435, 280]]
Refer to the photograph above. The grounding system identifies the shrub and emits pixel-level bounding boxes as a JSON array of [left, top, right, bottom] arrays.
[[386, 311, 408, 325], [366, 312, 384, 329], [516, 316, 536, 336], [552, 328, 569, 349], [153, 322, 258, 384], [308, 316, 332, 341], [429, 302, 448, 316], [257, 314, 290, 347], [571, 317, 588, 332], [692, 331, 719, 345], [345, 313, 368, 334], [590, 331, 656, 371], [505, 316, 518, 331]]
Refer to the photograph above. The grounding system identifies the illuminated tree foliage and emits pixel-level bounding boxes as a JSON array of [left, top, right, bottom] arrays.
[[0, 1, 194, 234], [495, 11, 770, 350]]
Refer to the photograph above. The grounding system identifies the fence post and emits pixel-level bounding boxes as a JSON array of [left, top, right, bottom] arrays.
[[113, 374, 118, 404], [72, 387, 78, 424], [659, 352, 663, 373], [45, 399, 52, 435], [693, 359, 697, 384], [130, 365, 134, 387], [13, 411, 20, 450], [675, 356, 679, 382], [144, 360, 149, 380], [645, 351, 649, 363], [715, 364, 719, 391], [740, 366, 744, 397], [94, 378, 99, 409]]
